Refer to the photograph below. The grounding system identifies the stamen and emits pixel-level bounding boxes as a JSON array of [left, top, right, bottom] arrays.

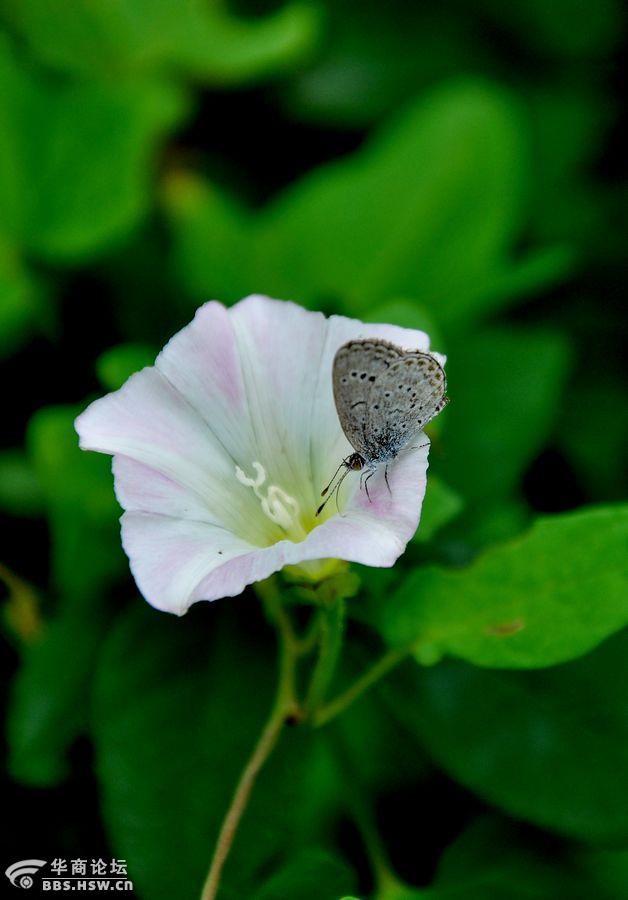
[[235, 462, 302, 534], [235, 461, 266, 491]]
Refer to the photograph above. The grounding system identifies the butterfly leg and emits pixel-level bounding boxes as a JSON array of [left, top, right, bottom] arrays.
[[363, 470, 375, 502], [334, 466, 354, 518], [384, 464, 392, 495], [334, 479, 343, 516]]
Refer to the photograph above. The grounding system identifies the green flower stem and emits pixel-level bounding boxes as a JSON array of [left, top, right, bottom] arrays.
[[304, 596, 346, 716], [312, 645, 409, 727], [295, 609, 323, 656], [200, 589, 301, 900]]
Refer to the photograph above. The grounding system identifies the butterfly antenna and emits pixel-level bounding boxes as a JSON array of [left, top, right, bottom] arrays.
[[320, 460, 346, 497], [316, 465, 351, 517]]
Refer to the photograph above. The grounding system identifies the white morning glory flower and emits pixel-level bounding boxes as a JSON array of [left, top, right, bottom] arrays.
[[75, 295, 441, 615]]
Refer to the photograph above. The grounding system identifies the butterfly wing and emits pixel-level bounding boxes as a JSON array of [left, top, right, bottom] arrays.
[[332, 340, 403, 457], [365, 352, 447, 458]]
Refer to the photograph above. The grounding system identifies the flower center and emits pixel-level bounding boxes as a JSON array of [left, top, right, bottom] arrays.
[[235, 462, 307, 542]]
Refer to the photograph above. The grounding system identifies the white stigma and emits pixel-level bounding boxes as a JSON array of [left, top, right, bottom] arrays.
[[235, 462, 302, 534]]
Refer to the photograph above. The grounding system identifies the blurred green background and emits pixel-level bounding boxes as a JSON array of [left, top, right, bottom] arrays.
[[1, 1, 627, 898]]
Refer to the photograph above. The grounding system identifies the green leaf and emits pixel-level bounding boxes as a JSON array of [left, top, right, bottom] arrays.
[[437, 327, 571, 507], [470, 243, 574, 314], [252, 849, 356, 900], [256, 80, 563, 324], [27, 405, 123, 599], [96, 343, 156, 391], [0, 239, 43, 356], [0, 449, 43, 517], [579, 847, 628, 898], [166, 81, 569, 325], [380, 627, 628, 842], [8, 404, 125, 784], [414, 477, 464, 543], [376, 506, 628, 669], [331, 647, 431, 796], [364, 299, 445, 353], [92, 602, 341, 900], [526, 86, 612, 245], [0, 36, 187, 262], [459, 499, 530, 552], [427, 815, 614, 900], [164, 172, 253, 308], [7, 603, 109, 785], [479, 0, 623, 58], [282, 3, 479, 128], [1, 0, 321, 84]]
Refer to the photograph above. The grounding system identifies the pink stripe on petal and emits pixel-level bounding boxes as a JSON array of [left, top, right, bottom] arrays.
[[156, 302, 254, 466], [75, 367, 269, 544], [113, 456, 216, 522]]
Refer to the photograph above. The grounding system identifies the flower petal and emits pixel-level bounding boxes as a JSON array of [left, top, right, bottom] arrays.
[[121, 512, 256, 615], [229, 295, 434, 511], [121, 443, 428, 614], [292, 441, 429, 566], [76, 366, 276, 546], [230, 295, 329, 513], [155, 301, 253, 467], [112, 456, 215, 522]]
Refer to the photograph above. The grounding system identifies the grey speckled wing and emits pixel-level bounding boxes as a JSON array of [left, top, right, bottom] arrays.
[[365, 352, 447, 460], [332, 340, 402, 456]]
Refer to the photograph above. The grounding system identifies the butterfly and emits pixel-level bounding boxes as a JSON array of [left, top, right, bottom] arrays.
[[316, 338, 448, 516]]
